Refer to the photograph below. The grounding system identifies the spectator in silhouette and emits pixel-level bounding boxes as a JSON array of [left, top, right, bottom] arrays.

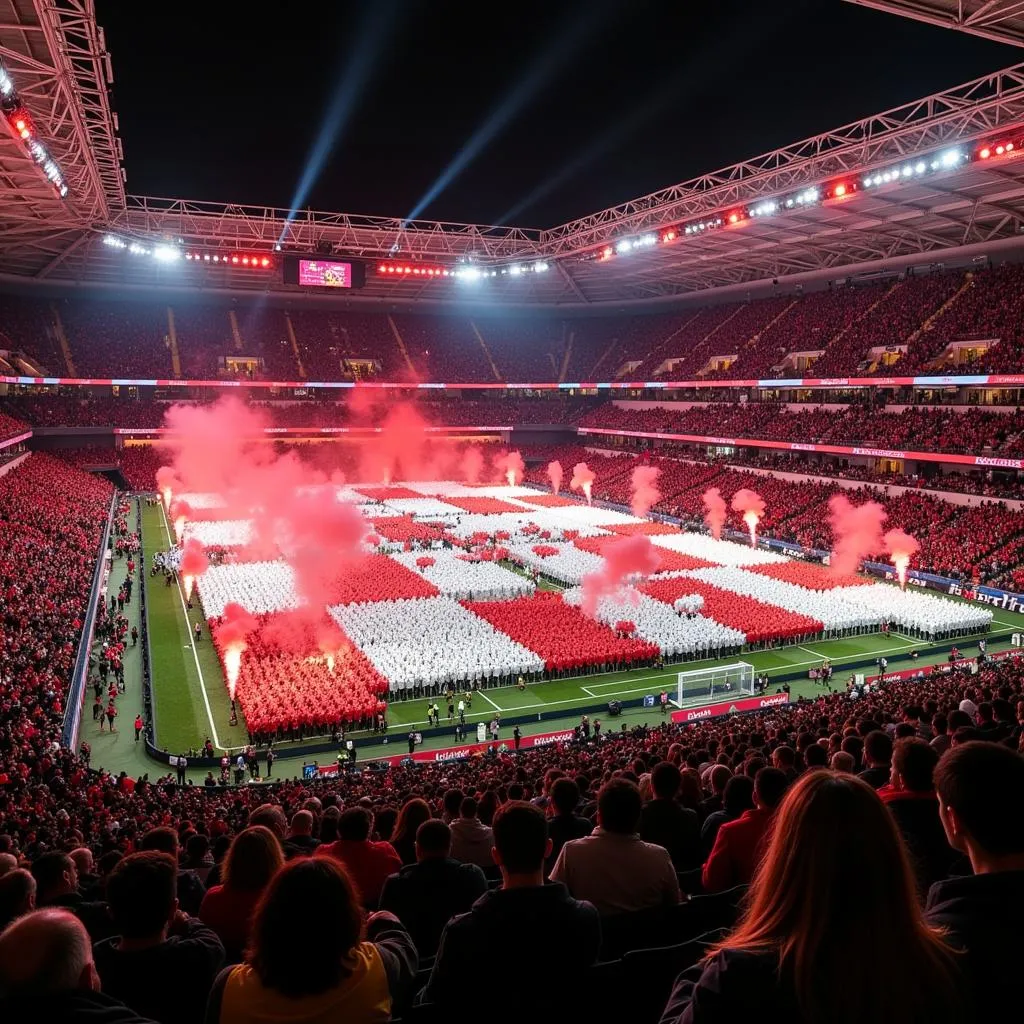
[[422, 802, 600, 1005], [662, 772, 964, 1024], [283, 811, 319, 859], [449, 796, 494, 869], [546, 778, 593, 876], [205, 858, 416, 1023], [880, 738, 961, 896], [200, 827, 283, 961], [0, 909, 156, 1023], [640, 761, 701, 872], [139, 827, 206, 916], [551, 779, 681, 915], [30, 851, 110, 942], [927, 741, 1024, 1020], [93, 852, 224, 1024], [703, 767, 789, 894], [858, 730, 894, 789], [314, 807, 401, 909], [0, 868, 36, 930], [379, 819, 486, 958], [701, 774, 755, 858], [388, 798, 432, 867]]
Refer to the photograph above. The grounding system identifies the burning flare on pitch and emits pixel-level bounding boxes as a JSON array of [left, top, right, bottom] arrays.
[[180, 538, 209, 602], [547, 460, 564, 495], [731, 488, 766, 548], [493, 450, 525, 487], [883, 528, 920, 590], [571, 462, 595, 505], [215, 603, 258, 700]]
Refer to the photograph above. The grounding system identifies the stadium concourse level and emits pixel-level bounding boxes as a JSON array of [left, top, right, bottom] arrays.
[[7, 259, 1024, 382]]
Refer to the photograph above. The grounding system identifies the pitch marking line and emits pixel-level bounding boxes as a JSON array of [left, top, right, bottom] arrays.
[[159, 505, 226, 750]]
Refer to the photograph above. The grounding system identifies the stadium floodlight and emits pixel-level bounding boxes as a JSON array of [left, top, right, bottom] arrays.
[[615, 239, 633, 253], [128, 242, 149, 256], [460, 266, 481, 282], [941, 148, 963, 167], [509, 264, 521, 276], [0, 66, 12, 98], [533, 261, 549, 272], [153, 245, 181, 262], [103, 234, 127, 248]]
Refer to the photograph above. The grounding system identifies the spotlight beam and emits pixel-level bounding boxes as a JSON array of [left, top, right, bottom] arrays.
[[404, 0, 621, 223], [279, 1, 403, 245]]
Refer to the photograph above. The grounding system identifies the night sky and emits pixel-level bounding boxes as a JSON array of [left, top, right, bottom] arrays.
[[96, 0, 1015, 227]]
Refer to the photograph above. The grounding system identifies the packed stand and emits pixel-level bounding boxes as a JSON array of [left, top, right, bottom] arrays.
[[0, 650, 1022, 1022], [58, 301, 173, 379]]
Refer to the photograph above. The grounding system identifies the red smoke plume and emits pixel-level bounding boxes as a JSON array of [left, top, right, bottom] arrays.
[[461, 446, 485, 484], [703, 488, 727, 540], [180, 538, 209, 601], [731, 488, 766, 547], [581, 535, 661, 616], [828, 495, 886, 575], [883, 528, 920, 589], [493, 450, 525, 487], [161, 395, 367, 616], [215, 602, 258, 699], [359, 402, 430, 484], [547, 460, 564, 495], [570, 462, 595, 504], [630, 465, 661, 518]]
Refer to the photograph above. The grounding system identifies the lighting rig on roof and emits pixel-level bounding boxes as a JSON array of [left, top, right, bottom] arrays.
[[375, 259, 549, 282], [591, 138, 1019, 264], [102, 235, 273, 269], [0, 59, 69, 199]]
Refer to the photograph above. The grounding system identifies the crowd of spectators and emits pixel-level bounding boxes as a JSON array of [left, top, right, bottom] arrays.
[[580, 402, 1024, 455], [0, 642, 1022, 1021], [6, 262, 1023, 386], [0, 411, 27, 443]]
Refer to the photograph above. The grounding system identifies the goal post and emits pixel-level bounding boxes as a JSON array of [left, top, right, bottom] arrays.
[[676, 661, 755, 706]]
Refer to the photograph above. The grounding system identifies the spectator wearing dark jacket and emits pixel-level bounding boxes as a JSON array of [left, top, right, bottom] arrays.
[[927, 742, 1024, 1022], [879, 738, 961, 895], [139, 827, 206, 917], [282, 810, 319, 859], [0, 908, 157, 1023], [546, 778, 593, 875], [640, 762, 701, 872], [30, 851, 111, 942], [857, 730, 893, 790], [93, 852, 224, 1024], [379, 819, 487, 958], [422, 802, 600, 1006]]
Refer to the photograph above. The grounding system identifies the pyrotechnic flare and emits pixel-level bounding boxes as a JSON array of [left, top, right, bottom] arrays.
[[547, 460, 564, 495], [570, 462, 595, 505], [731, 488, 765, 547], [703, 488, 727, 540], [180, 538, 209, 602], [215, 603, 258, 700], [630, 465, 661, 518], [883, 528, 920, 590], [827, 495, 886, 575], [461, 446, 485, 485], [493, 450, 525, 487], [169, 499, 192, 544], [155, 466, 179, 509]]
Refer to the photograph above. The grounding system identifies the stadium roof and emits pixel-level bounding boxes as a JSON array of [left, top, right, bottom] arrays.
[[843, 1, 1024, 48], [5, 3, 1024, 307]]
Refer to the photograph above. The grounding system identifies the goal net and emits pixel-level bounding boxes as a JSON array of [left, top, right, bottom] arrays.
[[677, 661, 755, 706]]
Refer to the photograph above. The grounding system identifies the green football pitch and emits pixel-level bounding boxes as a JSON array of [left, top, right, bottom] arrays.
[[140, 501, 1024, 774]]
